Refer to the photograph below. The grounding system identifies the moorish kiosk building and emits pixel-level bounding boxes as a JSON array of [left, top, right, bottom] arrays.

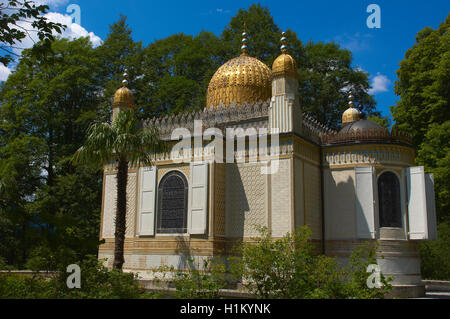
[[98, 31, 437, 298]]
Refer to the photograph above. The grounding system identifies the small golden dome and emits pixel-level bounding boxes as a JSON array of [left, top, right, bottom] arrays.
[[113, 86, 134, 108], [206, 54, 271, 109], [272, 53, 298, 79], [342, 107, 360, 126]]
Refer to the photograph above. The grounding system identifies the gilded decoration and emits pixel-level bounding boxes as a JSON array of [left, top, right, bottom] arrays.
[[157, 164, 190, 183], [206, 54, 272, 109], [341, 107, 360, 126], [272, 53, 298, 79], [113, 70, 134, 108], [113, 86, 134, 108]]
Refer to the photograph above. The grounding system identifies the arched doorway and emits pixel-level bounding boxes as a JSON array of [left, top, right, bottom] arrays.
[[378, 171, 402, 228]]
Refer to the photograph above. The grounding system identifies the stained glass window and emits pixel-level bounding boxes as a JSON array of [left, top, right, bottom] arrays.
[[157, 171, 188, 234]]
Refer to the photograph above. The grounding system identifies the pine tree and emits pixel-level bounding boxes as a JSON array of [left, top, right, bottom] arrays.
[[96, 15, 143, 120]]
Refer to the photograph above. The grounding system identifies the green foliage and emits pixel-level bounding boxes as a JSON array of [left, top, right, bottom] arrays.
[[221, 4, 378, 129], [25, 245, 76, 272], [391, 14, 449, 281], [391, 14, 449, 146], [156, 258, 227, 299], [0, 255, 154, 299], [73, 109, 165, 270], [0, 37, 104, 268], [54, 256, 152, 299], [140, 32, 226, 116], [420, 222, 450, 280], [0, 0, 65, 66], [0, 273, 57, 299], [229, 227, 391, 299], [73, 109, 166, 169], [366, 115, 392, 128], [0, 5, 384, 272], [300, 41, 378, 128], [344, 242, 392, 299], [96, 15, 143, 121], [0, 256, 12, 270], [391, 14, 449, 223], [416, 121, 450, 222]]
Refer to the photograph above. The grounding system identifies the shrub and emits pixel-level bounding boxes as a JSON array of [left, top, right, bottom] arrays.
[[229, 226, 392, 299], [0, 274, 57, 299], [0, 255, 154, 299], [25, 245, 77, 272], [420, 222, 450, 280], [155, 257, 227, 299], [343, 242, 392, 299], [53, 255, 153, 299]]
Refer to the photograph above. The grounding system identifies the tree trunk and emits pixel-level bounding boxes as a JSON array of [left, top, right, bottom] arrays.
[[113, 157, 128, 270]]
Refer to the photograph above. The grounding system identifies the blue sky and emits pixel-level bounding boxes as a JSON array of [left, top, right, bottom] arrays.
[[4, 0, 450, 119]]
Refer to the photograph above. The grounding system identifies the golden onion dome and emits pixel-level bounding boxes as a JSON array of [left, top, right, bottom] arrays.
[[113, 71, 134, 109], [206, 28, 271, 109], [342, 93, 360, 126], [272, 53, 298, 79], [342, 107, 360, 126], [113, 86, 134, 108], [272, 32, 298, 79], [206, 54, 271, 109]]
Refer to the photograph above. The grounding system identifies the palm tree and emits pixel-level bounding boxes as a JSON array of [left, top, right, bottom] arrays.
[[73, 109, 166, 269]]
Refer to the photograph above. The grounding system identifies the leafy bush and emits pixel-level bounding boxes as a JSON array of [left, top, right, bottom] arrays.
[[25, 245, 77, 272], [53, 255, 154, 299], [229, 226, 391, 299], [0, 255, 154, 299], [0, 274, 57, 299], [155, 257, 227, 299], [420, 222, 450, 280], [344, 242, 392, 299], [0, 256, 10, 270]]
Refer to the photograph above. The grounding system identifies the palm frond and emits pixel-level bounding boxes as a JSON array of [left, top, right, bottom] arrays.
[[73, 109, 167, 170]]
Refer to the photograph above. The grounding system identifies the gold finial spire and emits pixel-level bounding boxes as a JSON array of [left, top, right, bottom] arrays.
[[272, 31, 298, 79], [113, 67, 134, 113], [122, 68, 129, 87], [241, 23, 248, 55], [342, 91, 360, 126], [280, 31, 288, 53]]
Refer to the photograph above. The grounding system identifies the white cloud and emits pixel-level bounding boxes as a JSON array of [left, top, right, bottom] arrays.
[[1, 10, 102, 81], [0, 64, 12, 81], [34, 0, 69, 8], [368, 73, 391, 94], [44, 12, 102, 47]]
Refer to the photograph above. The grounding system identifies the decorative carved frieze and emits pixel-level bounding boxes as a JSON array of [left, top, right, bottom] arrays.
[[321, 128, 413, 146], [142, 101, 332, 146], [323, 144, 415, 167]]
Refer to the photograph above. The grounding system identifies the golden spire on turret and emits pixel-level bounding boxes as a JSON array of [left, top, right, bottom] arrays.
[[112, 69, 134, 121], [280, 31, 288, 53], [342, 91, 360, 126], [272, 31, 298, 79], [113, 69, 134, 109], [241, 23, 248, 56], [205, 24, 271, 109]]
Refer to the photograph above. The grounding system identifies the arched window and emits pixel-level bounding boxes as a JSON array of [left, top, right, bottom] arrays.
[[378, 172, 402, 228], [157, 171, 188, 234]]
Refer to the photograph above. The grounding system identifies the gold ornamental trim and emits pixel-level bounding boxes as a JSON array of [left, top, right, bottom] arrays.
[[206, 55, 271, 109]]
